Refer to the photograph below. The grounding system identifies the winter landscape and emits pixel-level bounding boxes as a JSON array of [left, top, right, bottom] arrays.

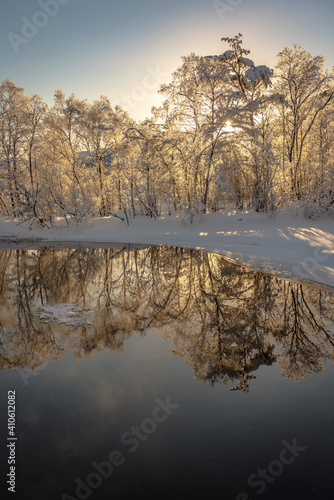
[[0, 33, 333, 287], [0, 1, 334, 499]]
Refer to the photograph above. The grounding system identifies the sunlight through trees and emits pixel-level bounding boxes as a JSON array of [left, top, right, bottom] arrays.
[[0, 35, 333, 226]]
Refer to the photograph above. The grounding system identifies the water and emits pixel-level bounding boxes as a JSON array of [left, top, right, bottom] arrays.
[[0, 244, 333, 500]]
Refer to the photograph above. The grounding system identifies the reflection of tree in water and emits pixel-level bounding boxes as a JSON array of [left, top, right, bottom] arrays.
[[162, 256, 278, 392], [272, 283, 334, 381], [0, 245, 333, 391]]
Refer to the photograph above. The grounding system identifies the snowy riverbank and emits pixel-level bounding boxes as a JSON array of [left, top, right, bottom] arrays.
[[0, 208, 333, 289]]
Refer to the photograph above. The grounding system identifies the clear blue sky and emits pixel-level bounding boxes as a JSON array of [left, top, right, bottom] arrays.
[[1, 0, 334, 120]]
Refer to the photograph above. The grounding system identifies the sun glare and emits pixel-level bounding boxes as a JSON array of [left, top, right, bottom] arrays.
[[225, 120, 233, 131]]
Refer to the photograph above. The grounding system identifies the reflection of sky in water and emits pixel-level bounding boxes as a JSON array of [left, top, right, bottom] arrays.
[[0, 245, 333, 499]]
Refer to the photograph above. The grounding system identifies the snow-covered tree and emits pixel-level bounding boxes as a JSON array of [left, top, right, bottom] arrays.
[[78, 97, 133, 216], [0, 79, 27, 214], [275, 44, 334, 200], [0, 33, 332, 225]]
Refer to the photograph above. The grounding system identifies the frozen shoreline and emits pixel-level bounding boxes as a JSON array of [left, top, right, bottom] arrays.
[[0, 209, 333, 289]]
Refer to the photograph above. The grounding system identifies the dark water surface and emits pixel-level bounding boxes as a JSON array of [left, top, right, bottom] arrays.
[[0, 244, 334, 500]]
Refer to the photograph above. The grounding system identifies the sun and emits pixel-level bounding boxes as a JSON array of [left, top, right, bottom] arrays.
[[225, 120, 233, 131]]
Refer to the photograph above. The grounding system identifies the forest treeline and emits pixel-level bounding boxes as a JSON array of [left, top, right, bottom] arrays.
[[0, 34, 333, 226]]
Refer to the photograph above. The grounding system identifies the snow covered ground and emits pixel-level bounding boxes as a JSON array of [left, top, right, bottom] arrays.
[[0, 208, 333, 289]]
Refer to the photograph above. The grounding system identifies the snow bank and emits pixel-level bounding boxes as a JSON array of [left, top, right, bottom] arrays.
[[0, 209, 333, 289]]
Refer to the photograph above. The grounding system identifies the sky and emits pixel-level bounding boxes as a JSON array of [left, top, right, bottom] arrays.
[[1, 0, 334, 121]]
